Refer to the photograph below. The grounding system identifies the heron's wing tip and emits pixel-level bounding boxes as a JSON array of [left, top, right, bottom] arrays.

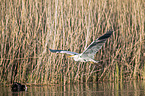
[[49, 49, 58, 53], [98, 30, 113, 40]]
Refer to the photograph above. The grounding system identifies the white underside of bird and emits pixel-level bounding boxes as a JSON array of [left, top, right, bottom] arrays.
[[68, 54, 99, 63]]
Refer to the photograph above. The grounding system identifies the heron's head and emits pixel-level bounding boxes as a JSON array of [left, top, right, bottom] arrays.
[[68, 54, 81, 61], [68, 55, 80, 59]]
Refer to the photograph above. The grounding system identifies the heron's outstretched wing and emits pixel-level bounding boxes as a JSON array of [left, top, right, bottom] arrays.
[[81, 31, 113, 58], [49, 49, 79, 55]]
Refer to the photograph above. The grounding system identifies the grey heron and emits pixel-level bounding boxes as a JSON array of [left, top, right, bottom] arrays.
[[49, 31, 113, 63]]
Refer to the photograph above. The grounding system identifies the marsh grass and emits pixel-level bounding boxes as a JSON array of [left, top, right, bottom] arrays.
[[0, 0, 144, 84]]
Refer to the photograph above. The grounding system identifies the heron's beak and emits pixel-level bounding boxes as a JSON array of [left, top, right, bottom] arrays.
[[68, 55, 75, 57], [90, 61, 94, 64]]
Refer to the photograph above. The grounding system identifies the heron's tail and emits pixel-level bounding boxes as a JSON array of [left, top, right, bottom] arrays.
[[91, 59, 99, 63], [93, 60, 99, 63]]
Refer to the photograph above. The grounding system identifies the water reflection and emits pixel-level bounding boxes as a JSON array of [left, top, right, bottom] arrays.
[[1, 80, 145, 96]]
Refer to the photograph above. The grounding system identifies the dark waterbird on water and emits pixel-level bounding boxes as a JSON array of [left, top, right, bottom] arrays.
[[11, 82, 27, 92]]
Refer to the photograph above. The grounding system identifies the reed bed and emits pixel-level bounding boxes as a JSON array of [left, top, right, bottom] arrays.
[[0, 0, 144, 84]]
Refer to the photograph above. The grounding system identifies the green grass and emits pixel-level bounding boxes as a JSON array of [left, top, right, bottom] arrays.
[[0, 0, 144, 84]]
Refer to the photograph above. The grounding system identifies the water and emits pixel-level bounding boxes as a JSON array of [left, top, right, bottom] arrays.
[[1, 80, 145, 96]]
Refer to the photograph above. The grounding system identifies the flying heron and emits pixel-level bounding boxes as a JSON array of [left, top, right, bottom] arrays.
[[49, 31, 113, 63]]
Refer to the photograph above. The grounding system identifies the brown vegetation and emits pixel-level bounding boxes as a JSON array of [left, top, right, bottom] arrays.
[[0, 0, 144, 84]]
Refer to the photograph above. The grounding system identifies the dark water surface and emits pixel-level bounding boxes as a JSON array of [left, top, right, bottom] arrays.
[[1, 80, 145, 96]]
